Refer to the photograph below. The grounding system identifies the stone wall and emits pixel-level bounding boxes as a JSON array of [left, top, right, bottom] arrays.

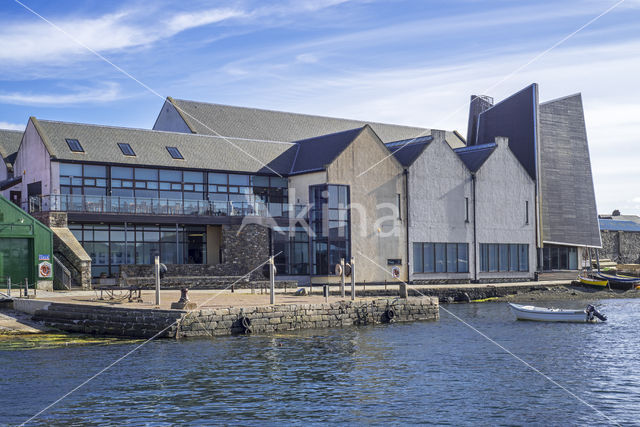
[[121, 276, 298, 291], [600, 230, 640, 264], [32, 211, 68, 228], [30, 297, 439, 338], [119, 223, 271, 283], [32, 303, 182, 338]]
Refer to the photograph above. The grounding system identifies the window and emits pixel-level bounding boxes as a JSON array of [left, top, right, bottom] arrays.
[[480, 244, 529, 272], [65, 138, 84, 152], [525, 201, 529, 224], [117, 143, 136, 156], [166, 146, 184, 159], [542, 245, 578, 271], [310, 184, 350, 275], [413, 242, 469, 273], [397, 194, 402, 219]]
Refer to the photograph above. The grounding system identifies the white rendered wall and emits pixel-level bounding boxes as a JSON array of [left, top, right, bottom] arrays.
[[475, 137, 536, 279], [14, 120, 52, 208], [408, 137, 474, 281]]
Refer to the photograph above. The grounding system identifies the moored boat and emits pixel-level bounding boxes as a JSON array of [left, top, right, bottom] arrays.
[[594, 272, 640, 291], [508, 303, 607, 323], [578, 275, 608, 289]]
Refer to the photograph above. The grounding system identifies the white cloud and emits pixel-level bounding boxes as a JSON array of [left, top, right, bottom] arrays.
[[165, 8, 246, 34], [0, 6, 245, 65], [0, 82, 121, 105], [0, 121, 24, 131], [295, 53, 319, 64]]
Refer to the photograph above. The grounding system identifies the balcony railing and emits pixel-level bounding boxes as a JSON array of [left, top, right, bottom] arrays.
[[28, 194, 308, 218]]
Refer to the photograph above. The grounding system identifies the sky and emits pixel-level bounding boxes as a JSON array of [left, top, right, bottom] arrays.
[[0, 0, 639, 215]]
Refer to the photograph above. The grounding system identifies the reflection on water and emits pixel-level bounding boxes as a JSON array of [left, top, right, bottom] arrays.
[[1, 299, 639, 425]]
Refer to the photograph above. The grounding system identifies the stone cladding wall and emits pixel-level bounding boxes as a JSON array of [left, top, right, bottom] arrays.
[[31, 297, 439, 338]]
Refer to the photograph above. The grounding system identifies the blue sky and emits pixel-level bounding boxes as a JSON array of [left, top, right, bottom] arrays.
[[1, 0, 639, 214]]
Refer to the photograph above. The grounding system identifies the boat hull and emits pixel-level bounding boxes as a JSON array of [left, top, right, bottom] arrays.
[[508, 303, 592, 323], [578, 276, 608, 288], [594, 273, 640, 291]]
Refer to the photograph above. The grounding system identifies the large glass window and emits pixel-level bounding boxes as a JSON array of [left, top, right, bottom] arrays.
[[480, 244, 529, 272], [58, 163, 289, 213], [310, 184, 350, 275], [542, 245, 578, 271], [71, 223, 205, 277], [413, 243, 469, 273], [273, 226, 310, 275]]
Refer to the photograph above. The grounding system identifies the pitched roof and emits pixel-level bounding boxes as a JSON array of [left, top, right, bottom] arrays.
[[33, 119, 295, 175], [0, 129, 23, 167], [599, 218, 640, 232], [164, 98, 432, 143], [289, 127, 364, 175], [454, 143, 497, 172], [384, 136, 433, 167]]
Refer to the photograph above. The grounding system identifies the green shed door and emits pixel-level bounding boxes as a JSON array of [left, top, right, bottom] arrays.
[[0, 238, 31, 285]]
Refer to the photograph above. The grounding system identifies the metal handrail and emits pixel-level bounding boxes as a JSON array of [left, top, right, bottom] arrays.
[[27, 194, 308, 218]]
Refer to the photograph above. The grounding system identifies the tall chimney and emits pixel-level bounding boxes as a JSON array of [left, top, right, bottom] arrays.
[[466, 95, 494, 146]]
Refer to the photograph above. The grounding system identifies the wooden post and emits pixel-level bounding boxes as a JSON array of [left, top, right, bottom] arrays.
[[269, 256, 275, 305], [340, 258, 345, 298], [155, 256, 160, 306], [350, 257, 355, 301], [24, 278, 28, 298], [7, 277, 10, 297]]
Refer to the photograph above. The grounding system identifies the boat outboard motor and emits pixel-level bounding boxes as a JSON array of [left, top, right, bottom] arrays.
[[586, 304, 607, 322]]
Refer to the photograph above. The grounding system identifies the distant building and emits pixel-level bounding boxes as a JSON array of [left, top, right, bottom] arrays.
[[599, 213, 640, 264], [0, 83, 601, 286]]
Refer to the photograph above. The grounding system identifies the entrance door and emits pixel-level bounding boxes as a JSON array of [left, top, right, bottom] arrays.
[[0, 238, 31, 285], [186, 227, 206, 264]]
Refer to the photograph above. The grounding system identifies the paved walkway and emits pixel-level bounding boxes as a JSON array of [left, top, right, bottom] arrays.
[[0, 280, 571, 311]]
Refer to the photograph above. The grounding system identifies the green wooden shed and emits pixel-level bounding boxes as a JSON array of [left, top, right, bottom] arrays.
[[0, 194, 53, 290]]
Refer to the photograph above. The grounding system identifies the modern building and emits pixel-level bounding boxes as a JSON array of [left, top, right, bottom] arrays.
[[0, 83, 601, 286]]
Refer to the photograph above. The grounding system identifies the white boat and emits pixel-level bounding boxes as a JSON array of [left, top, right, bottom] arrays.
[[508, 303, 606, 323]]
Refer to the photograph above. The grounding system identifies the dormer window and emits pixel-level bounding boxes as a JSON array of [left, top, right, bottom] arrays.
[[65, 138, 84, 152], [166, 146, 184, 159], [117, 143, 136, 156]]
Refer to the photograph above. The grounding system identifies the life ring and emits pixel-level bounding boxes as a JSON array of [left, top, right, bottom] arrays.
[[391, 266, 400, 279], [334, 263, 343, 276], [39, 262, 52, 278]]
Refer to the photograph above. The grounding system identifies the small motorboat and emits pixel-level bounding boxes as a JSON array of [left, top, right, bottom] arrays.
[[578, 275, 608, 289], [508, 303, 607, 323], [594, 272, 640, 291]]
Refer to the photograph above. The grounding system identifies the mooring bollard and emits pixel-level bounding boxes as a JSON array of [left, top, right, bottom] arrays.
[[399, 283, 408, 298]]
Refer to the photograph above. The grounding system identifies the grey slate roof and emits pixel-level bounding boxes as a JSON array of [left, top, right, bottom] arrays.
[[539, 94, 601, 247], [599, 218, 640, 232], [0, 129, 23, 167], [33, 119, 295, 175], [165, 98, 432, 143], [454, 143, 497, 172], [290, 127, 364, 174], [384, 136, 433, 167]]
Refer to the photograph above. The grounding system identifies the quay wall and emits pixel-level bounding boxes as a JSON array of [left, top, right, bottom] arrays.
[[30, 297, 439, 339]]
